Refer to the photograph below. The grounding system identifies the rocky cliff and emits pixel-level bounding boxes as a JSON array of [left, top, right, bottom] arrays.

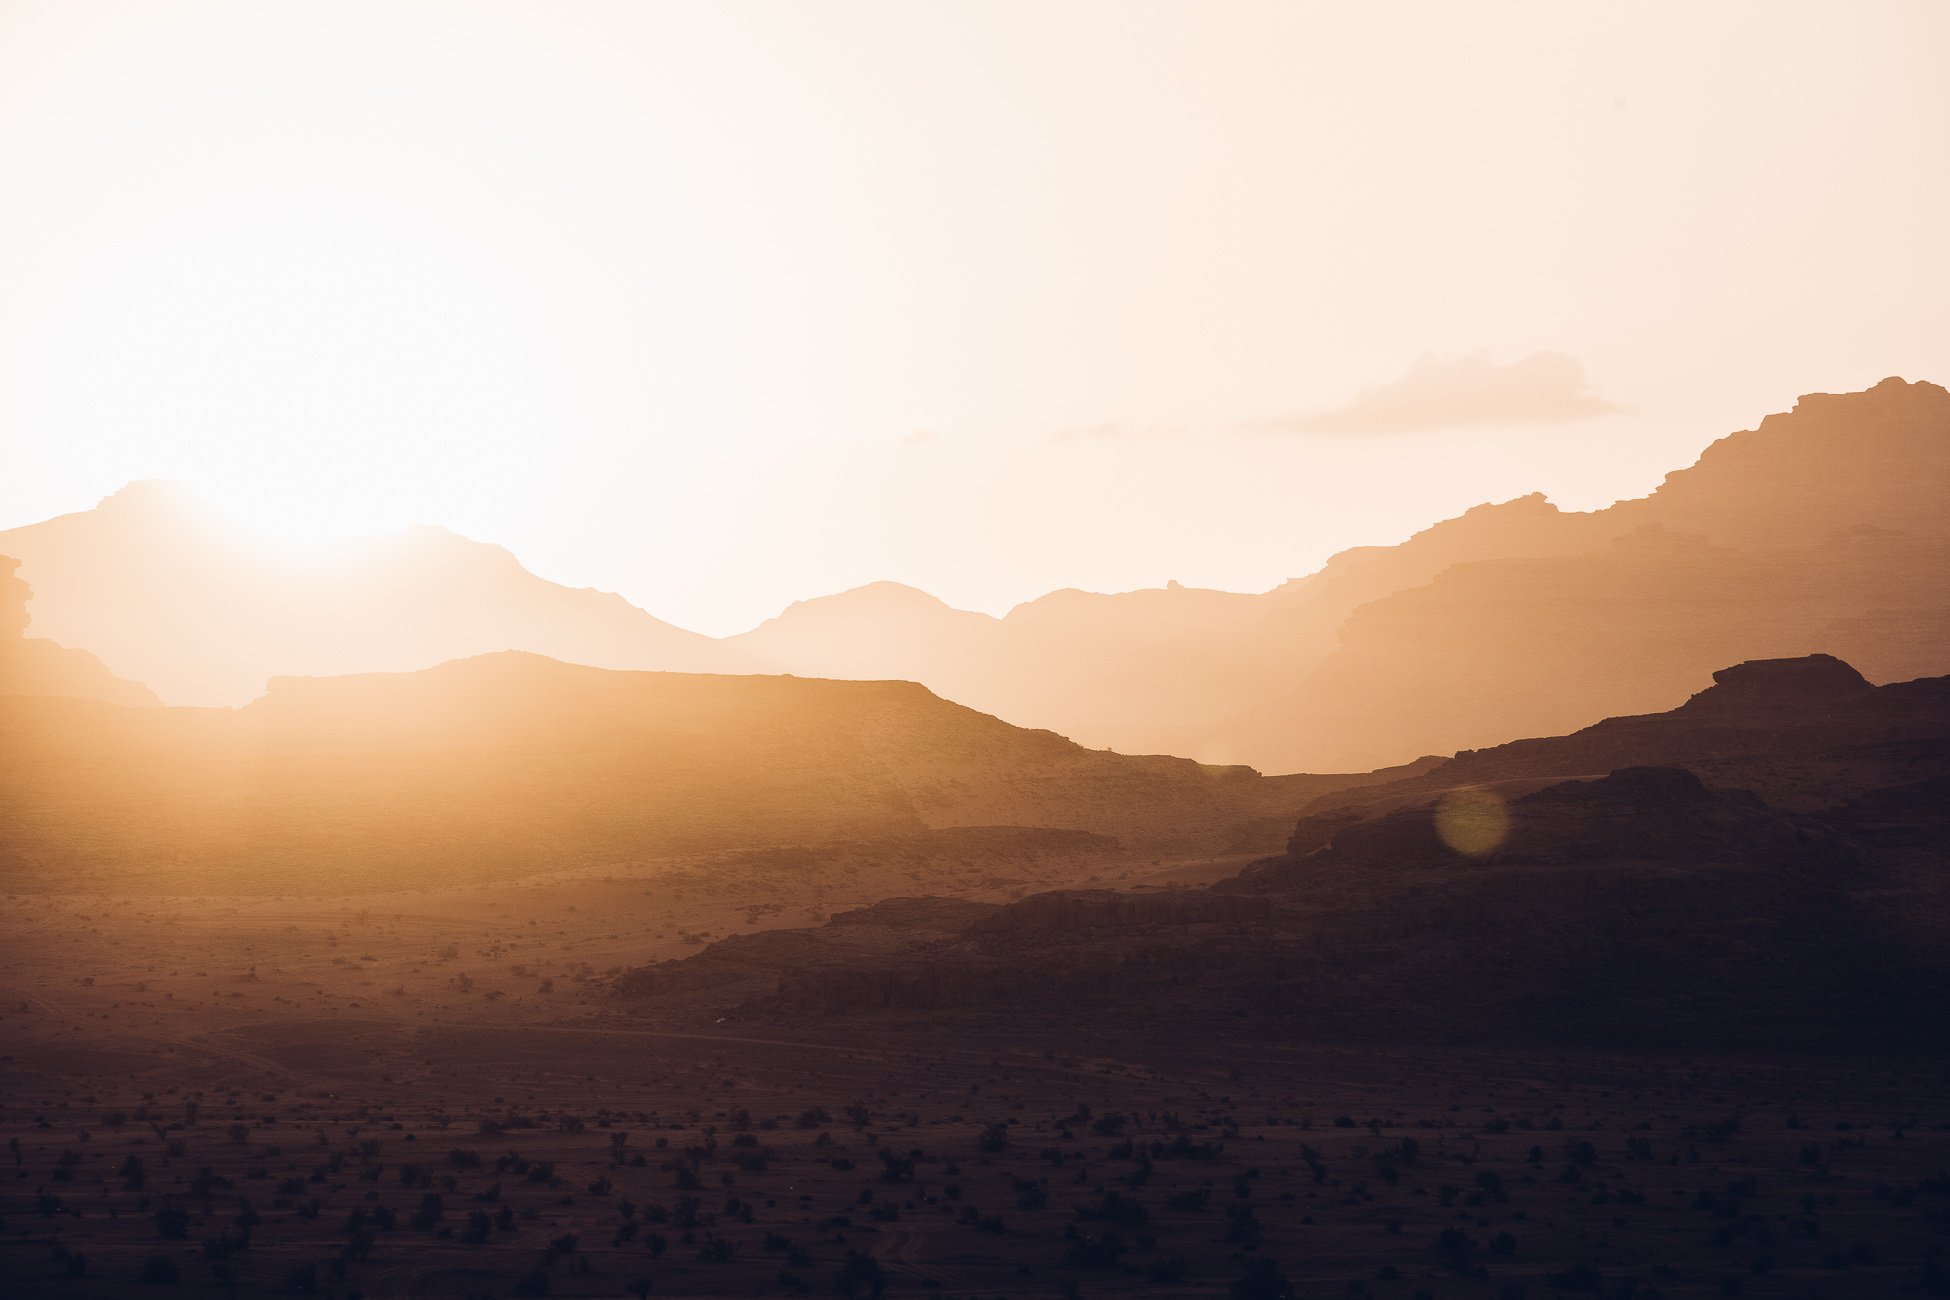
[[613, 656, 1950, 1047], [0, 555, 156, 706]]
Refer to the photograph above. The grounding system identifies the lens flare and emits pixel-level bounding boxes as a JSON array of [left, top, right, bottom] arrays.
[[1434, 788, 1510, 858]]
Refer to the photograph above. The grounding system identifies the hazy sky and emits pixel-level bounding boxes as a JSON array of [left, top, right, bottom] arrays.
[[3, 1, 1946, 634]]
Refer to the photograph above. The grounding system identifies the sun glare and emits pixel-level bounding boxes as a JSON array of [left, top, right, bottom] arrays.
[[204, 486, 391, 555]]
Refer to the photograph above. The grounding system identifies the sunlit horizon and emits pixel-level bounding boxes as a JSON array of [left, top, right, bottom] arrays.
[[4, 12, 1950, 1293], [4, 2, 1947, 634]]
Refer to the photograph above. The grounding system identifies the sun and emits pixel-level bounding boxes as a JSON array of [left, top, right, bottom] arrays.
[[202, 484, 385, 554]]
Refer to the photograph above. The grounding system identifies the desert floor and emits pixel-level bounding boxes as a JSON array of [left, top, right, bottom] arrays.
[[4, 867, 1948, 1299]]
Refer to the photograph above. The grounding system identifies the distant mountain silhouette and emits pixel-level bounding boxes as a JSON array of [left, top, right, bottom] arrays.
[[726, 580, 1308, 752], [7, 379, 1947, 771], [0, 555, 155, 706], [722, 494, 1622, 759], [735, 378, 1950, 771], [619, 654, 1950, 1048], [1244, 651, 1950, 866], [1296, 652, 1950, 810], [1217, 378, 1950, 770], [0, 481, 731, 705], [0, 652, 1398, 892]]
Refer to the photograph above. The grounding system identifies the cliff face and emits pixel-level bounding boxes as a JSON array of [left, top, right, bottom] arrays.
[[0, 555, 156, 707], [2, 558, 24, 640], [612, 656, 1950, 1048], [728, 381, 1950, 771], [1681, 653, 1875, 713], [1298, 654, 1950, 816], [1226, 766, 1858, 892], [1618, 376, 1950, 546], [616, 763, 1932, 1046], [1213, 379, 1950, 771]]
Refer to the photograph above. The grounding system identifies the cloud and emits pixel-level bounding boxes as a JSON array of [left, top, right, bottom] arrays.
[[1256, 351, 1623, 436]]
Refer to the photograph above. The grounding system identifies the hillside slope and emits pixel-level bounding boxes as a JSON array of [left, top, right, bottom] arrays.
[[8, 380, 1946, 771], [1280, 653, 1950, 830], [0, 652, 1387, 892], [726, 492, 1630, 758], [0, 555, 155, 707], [736, 379, 1950, 770], [616, 656, 1950, 1048], [0, 482, 731, 705], [1209, 378, 1950, 769]]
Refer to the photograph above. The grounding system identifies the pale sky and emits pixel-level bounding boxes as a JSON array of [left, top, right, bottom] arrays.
[[2, 1, 1946, 634]]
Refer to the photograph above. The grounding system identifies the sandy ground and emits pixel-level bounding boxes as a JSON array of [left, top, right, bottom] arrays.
[[4, 869, 1950, 1298]]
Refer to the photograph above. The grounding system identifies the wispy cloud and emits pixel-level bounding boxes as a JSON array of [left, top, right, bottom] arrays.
[[1254, 351, 1624, 436]]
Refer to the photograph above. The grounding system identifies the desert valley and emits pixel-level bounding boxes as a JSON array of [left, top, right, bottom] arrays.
[[6, 5, 1950, 1295], [5, 381, 1950, 1298]]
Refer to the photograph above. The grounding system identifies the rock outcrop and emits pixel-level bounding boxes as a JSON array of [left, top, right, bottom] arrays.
[[0, 555, 156, 706], [1208, 378, 1950, 770], [1226, 767, 1859, 893], [1679, 653, 1875, 715], [1289, 654, 1950, 818], [612, 656, 1950, 1049]]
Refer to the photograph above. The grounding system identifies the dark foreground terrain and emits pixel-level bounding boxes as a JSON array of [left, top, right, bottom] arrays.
[[5, 652, 1949, 1298], [6, 986, 1950, 1300], [614, 656, 1950, 1051]]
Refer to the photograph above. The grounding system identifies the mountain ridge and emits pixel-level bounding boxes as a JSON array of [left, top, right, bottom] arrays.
[[6, 379, 1947, 771], [0, 650, 1402, 893], [614, 651, 1950, 1048], [0, 483, 730, 705]]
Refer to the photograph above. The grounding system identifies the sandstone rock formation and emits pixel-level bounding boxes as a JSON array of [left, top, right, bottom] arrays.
[[614, 655, 1950, 1048], [0, 555, 156, 706]]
